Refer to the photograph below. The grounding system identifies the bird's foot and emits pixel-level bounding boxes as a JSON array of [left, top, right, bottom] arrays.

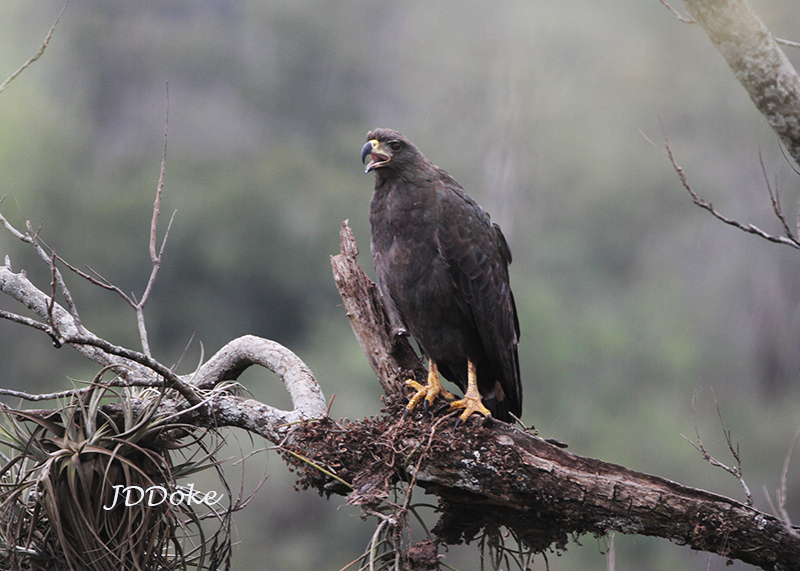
[[447, 394, 493, 427], [404, 369, 456, 417]]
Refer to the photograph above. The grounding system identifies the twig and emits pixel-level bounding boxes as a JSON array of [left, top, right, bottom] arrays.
[[776, 37, 800, 50], [0, 1, 69, 95], [46, 249, 61, 347], [759, 149, 798, 242], [0, 378, 170, 403], [21, 221, 83, 326], [682, 387, 753, 506], [763, 427, 800, 540], [658, 0, 800, 51], [279, 447, 353, 491], [658, 0, 694, 23], [136, 84, 175, 357], [63, 333, 202, 406], [659, 133, 800, 251], [776, 143, 800, 241], [0, 310, 49, 334]]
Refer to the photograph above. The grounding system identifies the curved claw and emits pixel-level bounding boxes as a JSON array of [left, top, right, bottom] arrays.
[[435, 402, 452, 415], [453, 410, 494, 428], [404, 361, 455, 416], [449, 358, 492, 427]]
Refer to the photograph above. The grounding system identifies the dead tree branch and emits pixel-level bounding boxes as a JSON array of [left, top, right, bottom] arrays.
[[316, 220, 800, 570], [0, 2, 68, 95], [330, 220, 427, 401], [661, 134, 800, 250], [682, 388, 753, 506]]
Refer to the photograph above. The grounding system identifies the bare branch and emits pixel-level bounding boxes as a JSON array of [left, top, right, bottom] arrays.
[[191, 334, 327, 420], [760, 151, 796, 242], [0, 1, 68, 95], [150, 84, 169, 266], [764, 428, 800, 540], [18, 220, 84, 324], [776, 37, 800, 50], [1, 264, 159, 383], [658, 0, 695, 23], [137, 85, 172, 357], [0, 377, 173, 403], [0, 309, 49, 333], [0, 198, 31, 242], [662, 134, 800, 250], [682, 387, 753, 506]]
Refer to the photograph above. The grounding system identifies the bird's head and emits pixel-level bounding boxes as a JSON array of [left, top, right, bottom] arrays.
[[361, 128, 418, 174]]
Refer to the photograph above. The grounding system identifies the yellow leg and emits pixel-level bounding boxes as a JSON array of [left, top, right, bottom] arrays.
[[405, 360, 456, 415], [447, 359, 492, 425]]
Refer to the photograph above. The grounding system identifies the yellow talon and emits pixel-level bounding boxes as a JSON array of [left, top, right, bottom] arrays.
[[446, 359, 492, 425], [405, 361, 456, 415]]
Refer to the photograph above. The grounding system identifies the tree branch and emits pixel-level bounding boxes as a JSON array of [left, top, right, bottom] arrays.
[[330, 220, 426, 400], [306, 221, 800, 570], [0, 1, 68, 95], [660, 133, 800, 250]]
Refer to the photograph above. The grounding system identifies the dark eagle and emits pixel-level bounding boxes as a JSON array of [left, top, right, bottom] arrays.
[[361, 128, 522, 424]]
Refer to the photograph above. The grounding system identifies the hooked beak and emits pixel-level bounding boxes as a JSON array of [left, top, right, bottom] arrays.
[[361, 139, 391, 173]]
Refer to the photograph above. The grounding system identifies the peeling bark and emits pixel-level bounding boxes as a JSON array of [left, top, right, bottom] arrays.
[[330, 220, 427, 400]]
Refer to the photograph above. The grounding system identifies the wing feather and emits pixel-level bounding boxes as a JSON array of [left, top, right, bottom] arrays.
[[437, 179, 522, 417]]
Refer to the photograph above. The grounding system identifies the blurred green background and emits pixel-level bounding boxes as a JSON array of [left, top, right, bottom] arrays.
[[2, 1, 800, 569]]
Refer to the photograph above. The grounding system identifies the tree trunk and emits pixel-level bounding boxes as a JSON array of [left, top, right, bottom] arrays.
[[682, 0, 800, 168]]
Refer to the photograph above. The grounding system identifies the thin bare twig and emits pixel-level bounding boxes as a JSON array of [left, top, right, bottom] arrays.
[[46, 249, 61, 347], [136, 84, 173, 357], [775, 143, 800, 240], [759, 150, 798, 243], [23, 221, 83, 325], [763, 427, 800, 540], [659, 0, 800, 50], [682, 387, 753, 507], [0, 2, 69, 95], [658, 0, 694, 23], [657, 133, 800, 251], [0, 310, 49, 334], [776, 37, 800, 50]]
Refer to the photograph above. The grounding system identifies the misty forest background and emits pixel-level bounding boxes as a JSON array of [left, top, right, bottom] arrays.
[[2, 1, 800, 570]]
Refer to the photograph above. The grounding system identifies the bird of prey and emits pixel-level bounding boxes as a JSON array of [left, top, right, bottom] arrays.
[[361, 128, 522, 424]]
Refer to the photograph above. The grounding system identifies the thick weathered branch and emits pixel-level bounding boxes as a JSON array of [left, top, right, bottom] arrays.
[[323, 220, 800, 570], [330, 220, 426, 400], [191, 334, 327, 420], [682, 0, 800, 167]]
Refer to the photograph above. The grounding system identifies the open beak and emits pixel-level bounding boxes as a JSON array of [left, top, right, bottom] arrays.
[[361, 139, 391, 173]]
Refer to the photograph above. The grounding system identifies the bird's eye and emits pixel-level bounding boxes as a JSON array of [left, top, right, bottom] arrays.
[[389, 141, 402, 152]]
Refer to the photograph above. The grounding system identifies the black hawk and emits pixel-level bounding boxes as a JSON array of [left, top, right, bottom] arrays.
[[361, 128, 522, 424]]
